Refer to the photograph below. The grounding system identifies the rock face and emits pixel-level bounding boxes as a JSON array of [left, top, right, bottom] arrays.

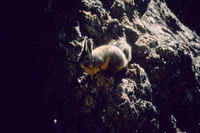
[[45, 0, 200, 133], [165, 0, 200, 36]]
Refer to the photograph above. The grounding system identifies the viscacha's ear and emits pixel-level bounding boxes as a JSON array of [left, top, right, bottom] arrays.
[[84, 37, 94, 59], [87, 38, 94, 53], [83, 37, 88, 52], [84, 38, 93, 55], [79, 37, 93, 64]]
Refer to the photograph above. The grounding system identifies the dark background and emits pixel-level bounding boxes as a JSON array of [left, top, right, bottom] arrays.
[[1, 0, 200, 132], [166, 0, 200, 35]]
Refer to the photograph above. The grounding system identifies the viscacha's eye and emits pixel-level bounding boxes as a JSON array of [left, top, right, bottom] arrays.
[[88, 64, 93, 69], [84, 62, 90, 67], [83, 60, 92, 67]]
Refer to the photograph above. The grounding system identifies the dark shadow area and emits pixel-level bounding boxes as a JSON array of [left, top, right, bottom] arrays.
[[166, 0, 200, 35]]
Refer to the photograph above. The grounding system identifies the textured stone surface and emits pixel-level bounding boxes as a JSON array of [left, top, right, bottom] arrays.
[[44, 0, 200, 133]]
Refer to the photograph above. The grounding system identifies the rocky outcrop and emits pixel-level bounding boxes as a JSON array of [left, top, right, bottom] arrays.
[[44, 0, 200, 133], [165, 0, 200, 36]]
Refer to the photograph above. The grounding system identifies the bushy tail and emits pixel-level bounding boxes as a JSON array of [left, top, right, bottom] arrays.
[[112, 39, 132, 62]]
